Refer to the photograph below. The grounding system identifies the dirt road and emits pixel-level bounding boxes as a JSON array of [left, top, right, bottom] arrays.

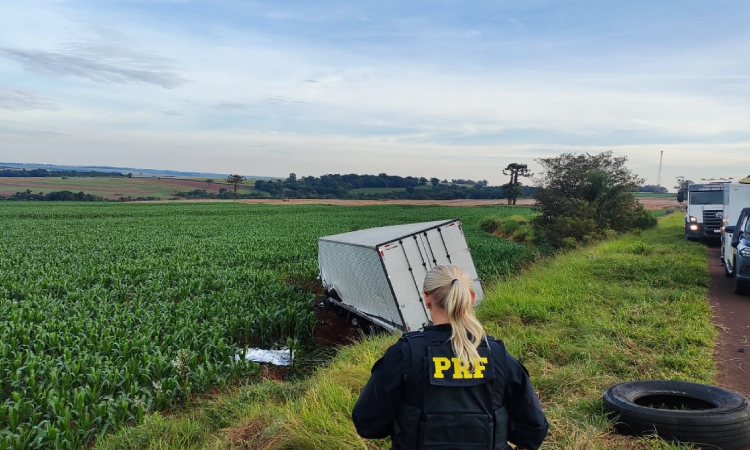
[[708, 246, 750, 397]]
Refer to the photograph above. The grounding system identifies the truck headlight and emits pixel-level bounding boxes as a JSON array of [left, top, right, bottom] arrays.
[[689, 216, 698, 223], [690, 225, 699, 231], [740, 248, 750, 257]]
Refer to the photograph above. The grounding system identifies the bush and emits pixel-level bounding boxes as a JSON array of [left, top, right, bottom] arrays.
[[561, 237, 578, 249], [511, 227, 534, 243], [634, 208, 658, 229], [480, 216, 536, 245], [532, 151, 657, 248], [479, 217, 503, 233], [498, 215, 529, 234]]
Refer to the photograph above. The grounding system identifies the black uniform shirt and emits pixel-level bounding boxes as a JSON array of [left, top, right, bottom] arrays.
[[352, 324, 548, 450]]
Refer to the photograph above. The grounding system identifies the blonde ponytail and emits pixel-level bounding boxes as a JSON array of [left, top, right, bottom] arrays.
[[423, 265, 485, 371]]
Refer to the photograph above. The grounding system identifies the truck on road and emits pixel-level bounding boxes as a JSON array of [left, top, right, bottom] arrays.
[[684, 183, 725, 241]]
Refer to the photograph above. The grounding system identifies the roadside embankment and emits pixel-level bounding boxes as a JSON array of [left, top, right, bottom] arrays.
[[97, 214, 713, 450]]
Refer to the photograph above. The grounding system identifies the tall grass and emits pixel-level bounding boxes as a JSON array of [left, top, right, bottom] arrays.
[[96, 214, 712, 450]]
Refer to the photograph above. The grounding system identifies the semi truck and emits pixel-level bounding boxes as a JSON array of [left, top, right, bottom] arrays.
[[684, 183, 725, 241]]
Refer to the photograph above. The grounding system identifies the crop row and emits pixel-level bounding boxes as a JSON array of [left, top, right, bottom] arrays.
[[0, 202, 534, 448]]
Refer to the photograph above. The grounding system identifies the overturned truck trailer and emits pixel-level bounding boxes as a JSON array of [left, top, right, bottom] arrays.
[[318, 219, 484, 332]]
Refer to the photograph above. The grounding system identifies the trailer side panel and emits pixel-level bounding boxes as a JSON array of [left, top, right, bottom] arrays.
[[318, 241, 402, 328]]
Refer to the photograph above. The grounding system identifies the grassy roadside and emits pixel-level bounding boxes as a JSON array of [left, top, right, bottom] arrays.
[[96, 214, 713, 450]]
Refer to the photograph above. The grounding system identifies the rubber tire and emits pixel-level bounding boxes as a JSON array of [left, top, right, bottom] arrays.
[[603, 380, 750, 449], [734, 274, 748, 296], [725, 259, 734, 278]]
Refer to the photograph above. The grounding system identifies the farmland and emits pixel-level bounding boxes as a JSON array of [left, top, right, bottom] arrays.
[[93, 214, 714, 450], [0, 202, 535, 449], [0, 177, 260, 200]]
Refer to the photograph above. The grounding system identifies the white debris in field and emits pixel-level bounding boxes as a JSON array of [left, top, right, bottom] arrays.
[[235, 348, 294, 366]]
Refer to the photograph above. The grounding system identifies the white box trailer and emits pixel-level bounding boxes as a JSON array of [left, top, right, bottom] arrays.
[[721, 182, 750, 266], [318, 219, 484, 332], [722, 183, 750, 230]]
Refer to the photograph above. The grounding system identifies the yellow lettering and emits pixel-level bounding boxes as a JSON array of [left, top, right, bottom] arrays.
[[452, 357, 473, 379], [433, 357, 451, 379], [473, 357, 488, 378]]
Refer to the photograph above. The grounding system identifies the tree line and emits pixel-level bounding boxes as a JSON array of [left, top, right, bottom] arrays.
[[249, 173, 532, 200], [0, 169, 130, 178], [0, 190, 157, 202]]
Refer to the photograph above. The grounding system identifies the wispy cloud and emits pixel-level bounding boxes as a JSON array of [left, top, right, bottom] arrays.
[[162, 110, 184, 116], [0, 28, 187, 89], [265, 96, 306, 105], [0, 87, 58, 111], [214, 102, 252, 110], [0, 120, 69, 137]]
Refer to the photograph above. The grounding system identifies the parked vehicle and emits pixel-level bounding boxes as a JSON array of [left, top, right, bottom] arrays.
[[723, 207, 750, 295], [684, 183, 725, 241], [720, 183, 750, 262], [318, 219, 484, 331]]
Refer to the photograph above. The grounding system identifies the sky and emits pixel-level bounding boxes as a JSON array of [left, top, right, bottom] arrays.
[[0, 0, 749, 188]]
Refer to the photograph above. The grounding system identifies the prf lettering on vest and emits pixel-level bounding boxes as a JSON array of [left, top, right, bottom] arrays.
[[432, 357, 488, 379]]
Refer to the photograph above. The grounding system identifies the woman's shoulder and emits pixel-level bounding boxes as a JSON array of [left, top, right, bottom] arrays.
[[485, 334, 508, 352]]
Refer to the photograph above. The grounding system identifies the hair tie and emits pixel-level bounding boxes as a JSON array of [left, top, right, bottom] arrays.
[[451, 278, 459, 286]]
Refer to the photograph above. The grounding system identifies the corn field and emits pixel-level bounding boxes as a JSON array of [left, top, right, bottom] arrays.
[[0, 202, 534, 449]]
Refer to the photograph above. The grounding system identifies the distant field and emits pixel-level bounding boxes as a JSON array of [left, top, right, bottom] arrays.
[[0, 177, 260, 199], [633, 192, 675, 198]]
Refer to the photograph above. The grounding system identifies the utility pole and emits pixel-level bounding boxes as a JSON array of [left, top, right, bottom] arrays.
[[656, 151, 664, 193]]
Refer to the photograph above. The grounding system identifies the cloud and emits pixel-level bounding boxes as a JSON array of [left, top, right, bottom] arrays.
[[0, 32, 188, 89], [265, 96, 306, 105], [162, 110, 184, 116], [214, 101, 252, 110], [0, 87, 58, 111], [0, 121, 69, 137]]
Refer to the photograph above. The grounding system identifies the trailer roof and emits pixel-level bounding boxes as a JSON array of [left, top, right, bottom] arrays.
[[319, 219, 457, 247]]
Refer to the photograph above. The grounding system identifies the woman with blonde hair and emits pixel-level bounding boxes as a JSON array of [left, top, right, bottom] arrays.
[[352, 265, 548, 450]]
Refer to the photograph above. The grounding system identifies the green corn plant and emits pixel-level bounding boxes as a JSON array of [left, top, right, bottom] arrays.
[[0, 202, 534, 447]]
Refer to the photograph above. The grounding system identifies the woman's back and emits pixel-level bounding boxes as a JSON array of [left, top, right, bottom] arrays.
[[352, 265, 548, 450]]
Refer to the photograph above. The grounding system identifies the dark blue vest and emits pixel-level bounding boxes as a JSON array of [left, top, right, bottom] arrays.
[[392, 330, 509, 450]]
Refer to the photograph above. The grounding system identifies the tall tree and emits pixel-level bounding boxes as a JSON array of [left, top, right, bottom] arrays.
[[502, 163, 533, 205], [226, 174, 246, 198], [430, 177, 440, 188], [501, 183, 523, 205], [205, 179, 214, 187]]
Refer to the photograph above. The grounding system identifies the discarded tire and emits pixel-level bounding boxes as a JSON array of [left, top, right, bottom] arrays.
[[603, 380, 750, 449]]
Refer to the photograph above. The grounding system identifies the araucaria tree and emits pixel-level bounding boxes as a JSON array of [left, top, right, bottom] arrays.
[[226, 174, 246, 198], [533, 151, 656, 247], [502, 163, 532, 205]]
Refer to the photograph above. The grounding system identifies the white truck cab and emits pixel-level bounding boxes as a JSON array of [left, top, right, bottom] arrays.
[[684, 183, 725, 241]]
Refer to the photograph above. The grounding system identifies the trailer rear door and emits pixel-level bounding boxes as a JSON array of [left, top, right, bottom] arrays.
[[379, 240, 432, 331]]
